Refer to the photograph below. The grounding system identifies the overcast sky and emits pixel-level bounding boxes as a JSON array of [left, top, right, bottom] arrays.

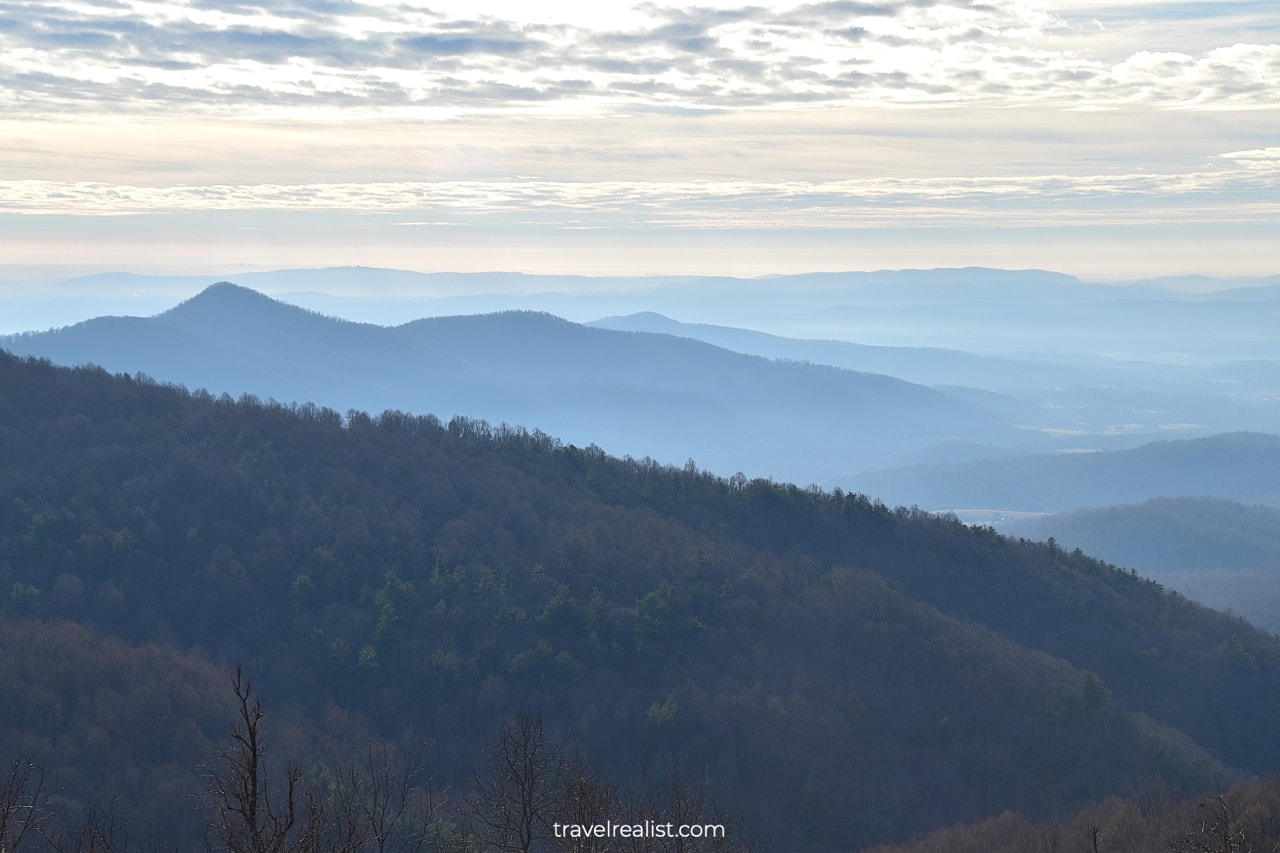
[[1, 0, 1277, 280]]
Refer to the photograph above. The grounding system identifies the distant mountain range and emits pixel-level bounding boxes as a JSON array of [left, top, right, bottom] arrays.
[[8, 265, 1280, 355], [1, 282, 1029, 483], [8, 272, 1280, 497], [587, 311, 1106, 390]]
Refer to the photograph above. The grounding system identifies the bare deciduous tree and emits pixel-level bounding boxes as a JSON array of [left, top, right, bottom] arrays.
[[209, 666, 327, 853], [0, 758, 53, 853], [327, 743, 450, 853], [210, 668, 455, 853], [466, 715, 564, 853]]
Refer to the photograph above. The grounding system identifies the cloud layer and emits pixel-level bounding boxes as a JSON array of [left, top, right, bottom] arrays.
[[2, 1, 1278, 278], [5, 151, 1280, 227], [2, 0, 1277, 116]]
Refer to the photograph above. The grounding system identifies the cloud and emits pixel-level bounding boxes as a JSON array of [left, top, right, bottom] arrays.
[[0, 0, 1275, 116], [1222, 147, 1280, 169], [400, 33, 530, 56], [5, 149, 1277, 230], [1, 0, 1276, 281]]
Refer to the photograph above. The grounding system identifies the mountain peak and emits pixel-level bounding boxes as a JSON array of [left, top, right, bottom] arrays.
[[183, 280, 274, 305], [160, 282, 326, 328]]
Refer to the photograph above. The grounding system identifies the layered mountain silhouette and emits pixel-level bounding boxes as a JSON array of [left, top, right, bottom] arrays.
[[2, 282, 1028, 483], [588, 311, 1110, 389], [8, 276, 1280, 499]]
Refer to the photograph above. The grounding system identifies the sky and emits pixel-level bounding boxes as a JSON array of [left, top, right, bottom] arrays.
[[1, 0, 1278, 281]]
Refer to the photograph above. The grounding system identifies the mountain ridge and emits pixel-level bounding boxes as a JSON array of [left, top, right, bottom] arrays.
[[0, 284, 1023, 483], [588, 310, 1107, 389]]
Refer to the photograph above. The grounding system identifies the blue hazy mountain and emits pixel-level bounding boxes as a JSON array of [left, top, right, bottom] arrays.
[[587, 311, 1280, 445], [588, 311, 1115, 389], [8, 266, 1280, 489], [1, 282, 1028, 484], [855, 432, 1280, 514], [13, 266, 1280, 362]]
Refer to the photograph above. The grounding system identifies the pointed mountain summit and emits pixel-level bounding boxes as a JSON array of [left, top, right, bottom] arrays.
[[162, 281, 284, 319], [160, 281, 365, 340]]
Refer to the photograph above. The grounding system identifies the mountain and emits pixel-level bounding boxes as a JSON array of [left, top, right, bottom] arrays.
[[588, 311, 1280, 448], [587, 312, 1104, 390], [855, 432, 1280, 513], [0, 282, 1028, 483], [11, 268, 1280, 447], [0, 267, 698, 333], [3, 350, 1280, 849], [1005, 497, 1280, 634], [577, 267, 1280, 361], [15, 263, 1280, 350]]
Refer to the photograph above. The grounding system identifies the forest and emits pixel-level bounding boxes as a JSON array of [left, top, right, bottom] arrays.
[[3, 349, 1280, 851]]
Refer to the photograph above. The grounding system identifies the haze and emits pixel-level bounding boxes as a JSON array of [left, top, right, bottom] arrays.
[[2, 0, 1278, 283]]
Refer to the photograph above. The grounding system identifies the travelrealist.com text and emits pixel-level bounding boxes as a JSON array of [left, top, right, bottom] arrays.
[[552, 821, 727, 840]]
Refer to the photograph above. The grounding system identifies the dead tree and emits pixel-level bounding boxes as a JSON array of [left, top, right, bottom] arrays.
[[210, 667, 326, 853]]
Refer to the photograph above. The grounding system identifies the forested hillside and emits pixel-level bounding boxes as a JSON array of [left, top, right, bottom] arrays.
[[3, 350, 1280, 850]]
